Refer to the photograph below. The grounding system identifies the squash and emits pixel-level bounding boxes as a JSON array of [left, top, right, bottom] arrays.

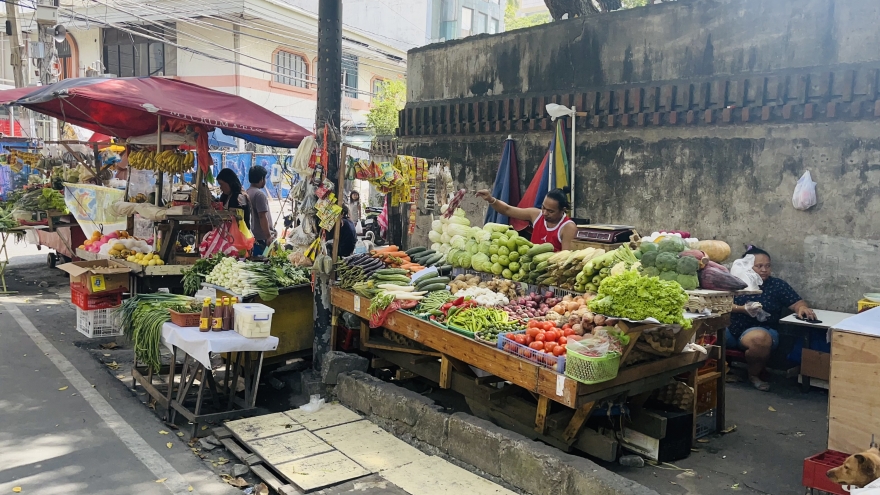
[[696, 240, 731, 263]]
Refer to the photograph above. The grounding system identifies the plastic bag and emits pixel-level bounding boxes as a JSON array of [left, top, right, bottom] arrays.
[[731, 254, 763, 291], [228, 220, 255, 254], [792, 170, 817, 210]]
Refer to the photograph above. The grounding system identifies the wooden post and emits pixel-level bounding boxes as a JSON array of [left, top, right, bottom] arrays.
[[439, 355, 453, 389], [535, 395, 551, 434], [155, 116, 163, 206], [563, 401, 596, 443]]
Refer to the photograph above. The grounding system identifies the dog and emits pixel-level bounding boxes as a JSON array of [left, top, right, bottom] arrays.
[[827, 447, 880, 489]]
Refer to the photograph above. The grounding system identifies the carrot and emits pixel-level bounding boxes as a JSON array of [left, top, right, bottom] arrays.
[[372, 245, 398, 253]]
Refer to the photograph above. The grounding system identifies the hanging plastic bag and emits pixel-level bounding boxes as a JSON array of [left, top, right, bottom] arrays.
[[730, 254, 763, 291], [792, 171, 817, 210], [200, 229, 238, 257], [228, 220, 255, 254]]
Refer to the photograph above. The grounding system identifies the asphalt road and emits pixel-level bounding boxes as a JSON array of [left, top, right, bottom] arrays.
[[0, 248, 240, 495]]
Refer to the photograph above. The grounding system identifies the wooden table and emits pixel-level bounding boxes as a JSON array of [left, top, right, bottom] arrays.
[[331, 287, 725, 460], [780, 309, 855, 391]]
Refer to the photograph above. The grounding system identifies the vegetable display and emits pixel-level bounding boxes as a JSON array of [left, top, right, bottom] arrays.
[[588, 270, 691, 329], [205, 257, 282, 300], [475, 320, 526, 344], [576, 245, 640, 292], [446, 307, 509, 334], [181, 254, 226, 295]]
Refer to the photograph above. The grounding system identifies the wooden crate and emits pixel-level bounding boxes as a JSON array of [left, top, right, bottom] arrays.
[[685, 290, 734, 314], [828, 331, 880, 454]]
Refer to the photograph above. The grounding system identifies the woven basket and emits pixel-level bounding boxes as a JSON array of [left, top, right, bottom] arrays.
[[564, 350, 621, 385], [169, 309, 201, 328]]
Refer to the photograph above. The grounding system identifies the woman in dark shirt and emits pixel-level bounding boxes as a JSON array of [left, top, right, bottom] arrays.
[[217, 168, 251, 230], [727, 247, 816, 391]]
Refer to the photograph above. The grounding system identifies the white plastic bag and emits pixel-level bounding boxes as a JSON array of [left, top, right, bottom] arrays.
[[730, 254, 763, 291], [792, 170, 817, 210]]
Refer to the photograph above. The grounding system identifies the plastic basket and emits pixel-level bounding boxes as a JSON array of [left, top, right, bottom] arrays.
[[802, 450, 850, 495], [76, 307, 122, 338], [497, 331, 566, 372], [169, 309, 201, 328], [70, 283, 124, 311], [564, 348, 620, 385], [447, 323, 475, 339], [695, 409, 717, 440]]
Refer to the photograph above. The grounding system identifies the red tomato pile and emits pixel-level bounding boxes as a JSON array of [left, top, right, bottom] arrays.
[[505, 320, 583, 360]]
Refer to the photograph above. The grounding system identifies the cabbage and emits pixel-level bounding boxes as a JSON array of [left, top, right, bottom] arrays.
[[428, 230, 442, 243], [459, 252, 472, 268], [430, 242, 441, 252], [447, 224, 471, 237], [483, 222, 509, 233], [437, 244, 450, 254], [448, 248, 461, 266], [473, 229, 491, 243], [449, 216, 470, 226], [440, 233, 451, 244], [431, 220, 442, 232], [479, 242, 491, 255], [471, 253, 490, 271], [440, 204, 449, 214], [454, 208, 466, 218], [450, 235, 466, 250], [466, 239, 479, 254]]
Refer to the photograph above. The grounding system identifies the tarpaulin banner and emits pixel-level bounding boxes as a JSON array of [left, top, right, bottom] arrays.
[[63, 183, 126, 235]]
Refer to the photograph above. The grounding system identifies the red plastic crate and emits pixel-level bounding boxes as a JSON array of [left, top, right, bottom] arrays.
[[803, 449, 850, 495], [70, 283, 125, 310]]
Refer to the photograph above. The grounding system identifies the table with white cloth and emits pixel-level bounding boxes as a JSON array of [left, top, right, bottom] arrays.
[[132, 322, 279, 437]]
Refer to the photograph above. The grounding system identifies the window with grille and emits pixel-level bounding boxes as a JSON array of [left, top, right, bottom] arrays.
[[274, 50, 308, 88], [342, 53, 358, 98], [102, 26, 165, 77]]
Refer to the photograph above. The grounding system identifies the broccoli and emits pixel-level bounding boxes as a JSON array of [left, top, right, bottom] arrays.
[[658, 237, 687, 253], [655, 252, 679, 272], [641, 251, 659, 268], [639, 242, 658, 254], [676, 273, 699, 290], [659, 271, 678, 282], [633, 250, 643, 260], [642, 266, 660, 278], [676, 256, 699, 275]]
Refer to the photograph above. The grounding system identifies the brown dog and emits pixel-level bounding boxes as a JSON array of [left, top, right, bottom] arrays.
[[827, 448, 880, 488]]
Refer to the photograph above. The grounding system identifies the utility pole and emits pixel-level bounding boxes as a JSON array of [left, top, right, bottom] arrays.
[[312, 0, 342, 372], [5, 1, 25, 88]]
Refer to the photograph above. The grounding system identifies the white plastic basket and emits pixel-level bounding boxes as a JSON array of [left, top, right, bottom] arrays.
[[233, 303, 275, 338], [76, 307, 122, 338]]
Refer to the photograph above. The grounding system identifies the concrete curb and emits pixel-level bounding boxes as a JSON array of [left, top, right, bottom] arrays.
[[335, 371, 659, 495]]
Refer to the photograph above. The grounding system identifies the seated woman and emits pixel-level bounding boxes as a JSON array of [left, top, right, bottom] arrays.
[[727, 246, 816, 392]]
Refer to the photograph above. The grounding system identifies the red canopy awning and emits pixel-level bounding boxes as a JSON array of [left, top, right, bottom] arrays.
[[0, 86, 41, 106], [8, 77, 312, 148]]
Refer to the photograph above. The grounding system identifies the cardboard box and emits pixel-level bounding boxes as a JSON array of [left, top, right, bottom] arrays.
[[620, 409, 693, 462], [58, 260, 131, 294], [801, 348, 830, 381]]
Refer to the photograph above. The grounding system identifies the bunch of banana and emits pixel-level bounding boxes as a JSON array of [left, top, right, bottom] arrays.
[[129, 150, 195, 174]]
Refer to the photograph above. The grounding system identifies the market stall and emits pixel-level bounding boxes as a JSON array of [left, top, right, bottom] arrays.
[[329, 208, 751, 462]]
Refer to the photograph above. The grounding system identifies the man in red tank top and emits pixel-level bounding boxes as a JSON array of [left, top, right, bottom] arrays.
[[476, 187, 577, 252]]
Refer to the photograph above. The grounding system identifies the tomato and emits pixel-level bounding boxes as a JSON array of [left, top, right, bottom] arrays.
[[552, 346, 566, 357], [525, 335, 535, 345], [562, 324, 572, 331], [563, 328, 575, 337], [544, 330, 558, 342], [526, 327, 540, 338], [557, 336, 568, 345], [528, 320, 540, 328], [543, 342, 557, 353], [513, 334, 527, 345], [529, 341, 544, 350], [542, 321, 554, 331], [535, 332, 546, 342]]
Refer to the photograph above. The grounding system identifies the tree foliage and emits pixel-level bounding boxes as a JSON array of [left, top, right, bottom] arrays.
[[366, 79, 406, 136], [505, 0, 551, 30]]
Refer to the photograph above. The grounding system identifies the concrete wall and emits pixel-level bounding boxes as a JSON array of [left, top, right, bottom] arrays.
[[401, 0, 880, 311], [408, 0, 880, 102]]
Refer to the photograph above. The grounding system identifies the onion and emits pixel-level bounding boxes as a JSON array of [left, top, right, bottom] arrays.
[[594, 314, 606, 325]]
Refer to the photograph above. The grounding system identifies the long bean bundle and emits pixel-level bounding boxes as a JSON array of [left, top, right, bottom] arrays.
[[117, 293, 194, 372]]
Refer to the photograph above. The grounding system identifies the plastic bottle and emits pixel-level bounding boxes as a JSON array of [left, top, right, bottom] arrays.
[[618, 455, 645, 467], [221, 297, 232, 330], [211, 298, 224, 332], [229, 297, 239, 332], [198, 297, 211, 332]]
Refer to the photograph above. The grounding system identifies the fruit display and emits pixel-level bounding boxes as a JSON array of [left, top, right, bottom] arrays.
[[80, 230, 153, 256], [128, 149, 195, 174], [128, 252, 165, 266]]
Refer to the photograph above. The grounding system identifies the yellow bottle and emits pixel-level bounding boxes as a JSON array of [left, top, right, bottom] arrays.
[[211, 298, 224, 331], [198, 297, 211, 332]]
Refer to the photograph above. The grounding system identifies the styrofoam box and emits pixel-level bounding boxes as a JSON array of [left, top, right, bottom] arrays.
[[232, 303, 275, 338]]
